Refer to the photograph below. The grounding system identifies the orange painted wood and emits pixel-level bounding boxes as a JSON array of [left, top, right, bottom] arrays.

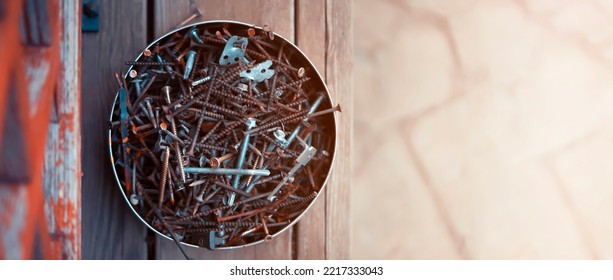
[[0, 0, 72, 259], [42, 0, 82, 259]]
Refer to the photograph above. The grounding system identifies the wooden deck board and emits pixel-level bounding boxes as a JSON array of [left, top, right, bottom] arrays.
[[324, 0, 352, 259], [294, 0, 327, 260], [81, 0, 149, 259]]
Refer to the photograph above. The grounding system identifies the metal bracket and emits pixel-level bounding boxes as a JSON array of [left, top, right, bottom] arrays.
[[208, 231, 225, 250], [219, 36, 248, 65], [82, 0, 99, 32], [240, 60, 275, 83]]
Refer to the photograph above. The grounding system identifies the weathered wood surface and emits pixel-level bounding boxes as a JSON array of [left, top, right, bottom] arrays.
[[81, 0, 148, 259], [0, 0, 79, 259], [294, 0, 327, 260], [324, 0, 352, 260], [42, 0, 82, 259]]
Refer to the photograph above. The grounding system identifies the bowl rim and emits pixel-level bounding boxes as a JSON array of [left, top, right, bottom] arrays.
[[108, 19, 339, 250]]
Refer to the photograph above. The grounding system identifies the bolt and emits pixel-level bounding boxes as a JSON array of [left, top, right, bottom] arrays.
[[183, 167, 270, 176], [183, 50, 197, 80]]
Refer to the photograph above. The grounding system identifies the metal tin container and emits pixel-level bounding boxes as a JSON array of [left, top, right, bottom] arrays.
[[108, 20, 337, 249]]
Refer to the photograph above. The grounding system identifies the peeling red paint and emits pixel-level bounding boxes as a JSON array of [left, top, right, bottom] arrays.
[[1, 0, 80, 260]]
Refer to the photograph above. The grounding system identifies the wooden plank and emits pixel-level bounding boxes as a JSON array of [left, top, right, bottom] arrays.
[[42, 0, 81, 259], [294, 0, 327, 260], [153, 0, 295, 260], [1, 0, 63, 259], [81, 0, 148, 259], [252, 229, 292, 260], [325, 0, 352, 259], [154, 0, 294, 41]]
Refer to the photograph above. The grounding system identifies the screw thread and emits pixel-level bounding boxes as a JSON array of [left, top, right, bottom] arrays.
[[211, 88, 265, 107], [199, 121, 223, 144], [188, 142, 228, 151], [172, 37, 189, 54], [190, 220, 260, 228], [197, 101, 243, 117], [285, 98, 308, 108], [277, 192, 317, 209], [210, 120, 245, 143], [125, 61, 175, 66], [182, 227, 219, 233], [249, 109, 309, 134], [158, 148, 170, 208], [201, 36, 226, 44], [254, 77, 311, 98], [199, 110, 224, 120], [220, 63, 252, 83]]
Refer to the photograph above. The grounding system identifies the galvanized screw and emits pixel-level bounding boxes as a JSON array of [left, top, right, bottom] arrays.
[[228, 118, 257, 205]]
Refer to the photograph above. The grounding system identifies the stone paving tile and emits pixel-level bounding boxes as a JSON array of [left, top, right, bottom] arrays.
[[351, 128, 459, 259], [407, 91, 591, 259], [352, 0, 613, 259], [552, 127, 613, 259], [353, 0, 454, 125]]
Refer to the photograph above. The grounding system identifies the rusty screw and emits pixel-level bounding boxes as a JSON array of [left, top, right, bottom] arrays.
[[210, 152, 235, 168], [111, 24, 339, 249]]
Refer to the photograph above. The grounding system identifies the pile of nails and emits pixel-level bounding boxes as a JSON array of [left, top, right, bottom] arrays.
[[110, 23, 340, 250]]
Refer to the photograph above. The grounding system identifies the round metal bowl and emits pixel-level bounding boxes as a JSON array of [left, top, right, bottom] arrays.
[[108, 20, 337, 249]]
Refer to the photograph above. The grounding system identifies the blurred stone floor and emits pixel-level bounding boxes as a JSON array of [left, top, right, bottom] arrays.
[[351, 0, 613, 259]]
